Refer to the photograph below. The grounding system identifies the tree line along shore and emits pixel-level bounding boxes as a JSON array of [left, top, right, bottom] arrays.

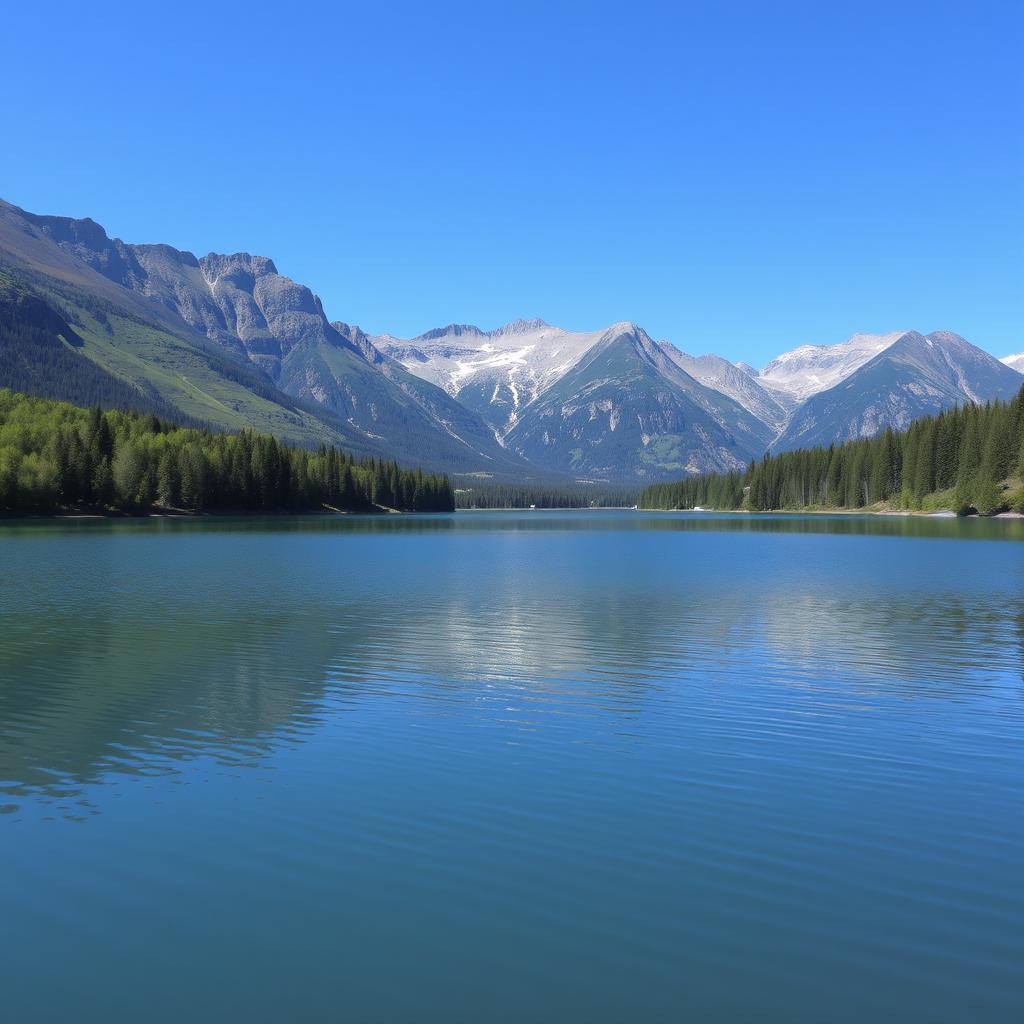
[[0, 389, 455, 515], [4, 386, 1023, 520], [641, 389, 1024, 516], [454, 482, 640, 509]]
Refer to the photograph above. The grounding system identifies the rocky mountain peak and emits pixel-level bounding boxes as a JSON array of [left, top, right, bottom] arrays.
[[132, 243, 201, 269], [26, 213, 112, 250], [491, 317, 551, 335], [2, 196, 1019, 483], [200, 253, 279, 281], [417, 323, 485, 341], [600, 320, 652, 344], [759, 331, 907, 401]]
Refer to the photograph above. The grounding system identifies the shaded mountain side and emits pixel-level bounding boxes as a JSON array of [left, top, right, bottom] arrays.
[[374, 319, 603, 436], [0, 201, 234, 344], [773, 331, 1024, 452], [637, 342, 777, 452], [504, 324, 770, 481], [333, 322, 534, 471], [0, 200, 529, 474], [278, 325, 529, 474], [0, 262, 386, 457], [758, 331, 906, 402], [658, 345, 793, 432], [4, 197, 1021, 480], [0, 272, 182, 417]]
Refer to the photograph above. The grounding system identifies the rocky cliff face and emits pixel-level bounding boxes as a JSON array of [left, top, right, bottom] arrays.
[[502, 324, 772, 480], [658, 345, 793, 432], [3, 197, 1021, 481], [5, 203, 528, 473], [20, 211, 356, 378]]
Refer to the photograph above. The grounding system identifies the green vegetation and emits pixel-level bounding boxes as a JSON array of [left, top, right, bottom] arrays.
[[0, 269, 380, 456], [454, 481, 640, 509], [0, 389, 454, 515], [0, 269, 185, 417], [641, 389, 1024, 516]]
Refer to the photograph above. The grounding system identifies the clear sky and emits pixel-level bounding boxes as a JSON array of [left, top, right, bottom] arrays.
[[2, 1, 1021, 363]]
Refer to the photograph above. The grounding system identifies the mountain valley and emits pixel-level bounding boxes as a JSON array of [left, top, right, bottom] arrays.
[[1, 198, 1020, 483]]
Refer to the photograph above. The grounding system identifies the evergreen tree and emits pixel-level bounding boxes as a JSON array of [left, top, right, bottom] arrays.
[[640, 386, 1024, 518]]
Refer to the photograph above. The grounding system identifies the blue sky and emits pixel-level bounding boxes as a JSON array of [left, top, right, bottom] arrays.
[[2, 1, 1021, 363]]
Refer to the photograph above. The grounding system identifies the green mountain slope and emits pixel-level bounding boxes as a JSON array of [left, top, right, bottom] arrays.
[[0, 199, 532, 473], [0, 267, 383, 456], [0, 270, 178, 415]]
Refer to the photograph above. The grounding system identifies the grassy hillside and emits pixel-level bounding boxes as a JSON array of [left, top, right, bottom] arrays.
[[0, 201, 537, 477], [0, 269, 178, 415], [0, 266, 385, 458]]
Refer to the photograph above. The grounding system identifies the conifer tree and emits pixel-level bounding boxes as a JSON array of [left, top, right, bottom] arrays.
[[157, 450, 179, 507]]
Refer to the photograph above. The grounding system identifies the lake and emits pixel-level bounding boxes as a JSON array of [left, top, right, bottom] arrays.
[[1, 511, 1022, 1021]]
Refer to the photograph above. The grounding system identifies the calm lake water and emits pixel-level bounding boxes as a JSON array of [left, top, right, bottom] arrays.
[[1, 511, 1022, 1021]]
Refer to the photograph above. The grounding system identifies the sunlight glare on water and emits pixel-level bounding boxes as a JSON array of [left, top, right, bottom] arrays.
[[1, 511, 1022, 1022]]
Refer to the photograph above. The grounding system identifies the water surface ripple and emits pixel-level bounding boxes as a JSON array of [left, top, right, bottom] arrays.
[[1, 512, 1021, 1021]]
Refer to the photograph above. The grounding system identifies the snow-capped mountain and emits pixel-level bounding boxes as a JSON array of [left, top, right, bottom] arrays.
[[502, 323, 773, 480], [373, 319, 602, 436], [2, 197, 1020, 483], [772, 331, 1023, 451], [758, 332, 908, 401], [376, 310, 1021, 477], [0, 199, 529, 474], [376, 320, 773, 479], [658, 344, 793, 432]]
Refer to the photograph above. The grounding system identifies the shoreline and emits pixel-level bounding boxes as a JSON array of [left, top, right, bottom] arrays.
[[636, 506, 1022, 519], [455, 506, 637, 512], [0, 505, 443, 521], [4, 506, 1021, 522]]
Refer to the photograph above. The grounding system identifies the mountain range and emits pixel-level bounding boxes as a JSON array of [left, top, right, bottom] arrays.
[[1, 198, 1020, 482]]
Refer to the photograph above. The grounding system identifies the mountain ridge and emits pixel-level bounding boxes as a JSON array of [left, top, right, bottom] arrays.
[[0, 200, 532, 476], [772, 330, 1022, 452], [1, 197, 1020, 482], [502, 323, 773, 480]]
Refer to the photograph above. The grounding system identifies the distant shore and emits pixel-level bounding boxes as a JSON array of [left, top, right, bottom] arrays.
[[5, 506, 1022, 522], [636, 506, 1022, 519], [0, 504, 411, 521], [455, 506, 638, 512]]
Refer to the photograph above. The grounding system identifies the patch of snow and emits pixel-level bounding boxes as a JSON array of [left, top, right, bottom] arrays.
[[759, 331, 907, 400], [372, 319, 605, 432]]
